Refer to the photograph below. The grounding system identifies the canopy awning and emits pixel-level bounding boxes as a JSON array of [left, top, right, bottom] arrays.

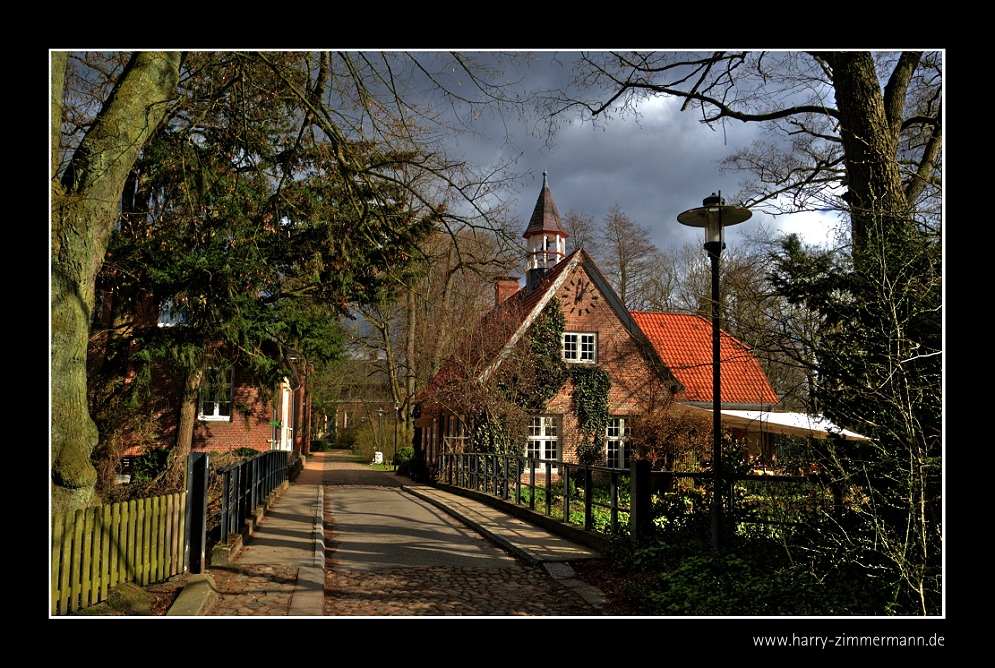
[[682, 405, 870, 441]]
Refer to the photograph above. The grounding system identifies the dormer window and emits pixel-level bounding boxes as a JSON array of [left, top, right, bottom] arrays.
[[562, 332, 597, 363]]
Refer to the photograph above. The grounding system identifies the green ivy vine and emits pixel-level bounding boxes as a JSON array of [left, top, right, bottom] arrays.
[[497, 296, 568, 411], [480, 295, 613, 465], [571, 364, 611, 466]]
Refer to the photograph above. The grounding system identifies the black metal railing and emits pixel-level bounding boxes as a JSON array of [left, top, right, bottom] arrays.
[[216, 450, 290, 544], [436, 452, 635, 534], [436, 452, 840, 538]]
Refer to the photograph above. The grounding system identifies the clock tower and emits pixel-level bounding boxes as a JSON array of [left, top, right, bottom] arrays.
[[523, 171, 568, 293]]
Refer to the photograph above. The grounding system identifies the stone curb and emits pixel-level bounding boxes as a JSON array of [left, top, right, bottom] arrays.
[[167, 574, 219, 616]]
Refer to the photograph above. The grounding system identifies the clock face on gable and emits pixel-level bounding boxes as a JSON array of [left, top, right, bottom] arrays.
[[566, 276, 600, 315]]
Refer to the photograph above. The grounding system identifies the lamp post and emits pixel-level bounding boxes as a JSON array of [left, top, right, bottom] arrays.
[[677, 192, 751, 552], [393, 402, 399, 471], [377, 407, 385, 463]]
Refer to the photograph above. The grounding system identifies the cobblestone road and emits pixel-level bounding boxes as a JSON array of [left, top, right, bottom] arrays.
[[203, 451, 603, 616], [321, 452, 601, 616]]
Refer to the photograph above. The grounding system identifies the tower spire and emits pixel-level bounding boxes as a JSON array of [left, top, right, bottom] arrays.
[[523, 172, 568, 292]]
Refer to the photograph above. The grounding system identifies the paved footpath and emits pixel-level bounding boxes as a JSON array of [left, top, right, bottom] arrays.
[[199, 450, 605, 617]]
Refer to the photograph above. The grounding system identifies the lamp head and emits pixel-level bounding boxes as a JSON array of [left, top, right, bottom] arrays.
[[677, 192, 752, 258]]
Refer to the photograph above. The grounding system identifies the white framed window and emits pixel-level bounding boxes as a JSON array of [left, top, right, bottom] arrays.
[[158, 299, 188, 327], [198, 367, 234, 421], [527, 415, 559, 471], [607, 417, 631, 469], [562, 332, 597, 363]]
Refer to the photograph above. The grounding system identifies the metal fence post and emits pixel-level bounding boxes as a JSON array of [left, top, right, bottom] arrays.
[[184, 452, 209, 574], [584, 466, 593, 531], [629, 458, 651, 544], [562, 465, 570, 523]]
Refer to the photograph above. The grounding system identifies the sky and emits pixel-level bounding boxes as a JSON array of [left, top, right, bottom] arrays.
[[434, 51, 844, 258]]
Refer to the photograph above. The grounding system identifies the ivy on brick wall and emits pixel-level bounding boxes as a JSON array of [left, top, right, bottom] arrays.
[[571, 364, 611, 466], [497, 296, 568, 412], [474, 295, 613, 465]]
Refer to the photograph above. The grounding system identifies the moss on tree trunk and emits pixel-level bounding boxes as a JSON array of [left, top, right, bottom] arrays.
[[51, 52, 182, 512]]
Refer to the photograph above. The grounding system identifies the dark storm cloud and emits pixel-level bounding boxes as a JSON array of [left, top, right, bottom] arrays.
[[441, 51, 836, 255]]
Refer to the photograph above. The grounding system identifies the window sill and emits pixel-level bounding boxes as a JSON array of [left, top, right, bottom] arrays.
[[198, 416, 232, 422]]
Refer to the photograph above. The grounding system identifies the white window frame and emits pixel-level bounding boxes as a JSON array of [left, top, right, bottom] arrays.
[[527, 415, 559, 471], [158, 299, 188, 328], [606, 417, 631, 469], [198, 367, 234, 421], [562, 332, 597, 363]]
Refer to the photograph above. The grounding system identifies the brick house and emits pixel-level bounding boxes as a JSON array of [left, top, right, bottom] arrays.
[[87, 285, 312, 464], [414, 174, 684, 473], [413, 174, 795, 476], [323, 353, 397, 438]]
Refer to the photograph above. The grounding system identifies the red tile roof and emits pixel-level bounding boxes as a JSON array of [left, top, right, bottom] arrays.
[[630, 311, 779, 406]]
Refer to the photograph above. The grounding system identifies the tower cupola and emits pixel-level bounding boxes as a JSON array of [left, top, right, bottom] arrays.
[[523, 171, 568, 292]]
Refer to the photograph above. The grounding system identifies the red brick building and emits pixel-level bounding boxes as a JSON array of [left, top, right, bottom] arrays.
[[87, 286, 312, 462], [416, 176, 681, 470], [413, 174, 786, 474]]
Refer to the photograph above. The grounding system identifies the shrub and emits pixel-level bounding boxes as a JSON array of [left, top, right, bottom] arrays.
[[625, 549, 882, 616], [395, 446, 415, 476], [130, 447, 172, 485], [335, 427, 359, 451]]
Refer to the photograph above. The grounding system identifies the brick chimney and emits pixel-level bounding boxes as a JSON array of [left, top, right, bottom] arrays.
[[495, 276, 520, 307]]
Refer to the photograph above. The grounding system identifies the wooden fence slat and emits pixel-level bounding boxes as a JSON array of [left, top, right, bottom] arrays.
[[80, 507, 94, 608], [147, 497, 155, 582], [149, 497, 156, 583], [90, 507, 103, 606], [168, 495, 177, 576], [137, 498, 148, 585], [153, 496, 163, 582], [162, 496, 169, 580], [168, 493, 179, 576], [100, 504, 112, 601], [111, 501, 123, 589], [51, 512, 64, 615], [126, 499, 137, 583], [147, 497, 155, 583], [69, 508, 84, 613], [178, 492, 187, 573], [162, 495, 170, 578]]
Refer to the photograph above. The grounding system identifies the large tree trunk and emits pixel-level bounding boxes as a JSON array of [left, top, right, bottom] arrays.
[[51, 52, 182, 512], [826, 51, 916, 264]]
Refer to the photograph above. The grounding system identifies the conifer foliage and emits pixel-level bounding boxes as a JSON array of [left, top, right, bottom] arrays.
[[55, 51, 518, 508]]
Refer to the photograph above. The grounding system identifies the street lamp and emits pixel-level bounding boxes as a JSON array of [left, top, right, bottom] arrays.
[[393, 402, 399, 472], [677, 192, 751, 551], [376, 407, 385, 464]]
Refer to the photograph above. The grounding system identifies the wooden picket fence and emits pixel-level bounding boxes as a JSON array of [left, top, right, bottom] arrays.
[[51, 493, 187, 615]]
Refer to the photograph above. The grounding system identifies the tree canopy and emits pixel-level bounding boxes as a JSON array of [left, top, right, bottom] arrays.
[[545, 52, 941, 239], [52, 50, 535, 511], [544, 50, 943, 614]]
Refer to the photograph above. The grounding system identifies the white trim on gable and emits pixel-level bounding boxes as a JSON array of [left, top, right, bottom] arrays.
[[477, 251, 583, 385]]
